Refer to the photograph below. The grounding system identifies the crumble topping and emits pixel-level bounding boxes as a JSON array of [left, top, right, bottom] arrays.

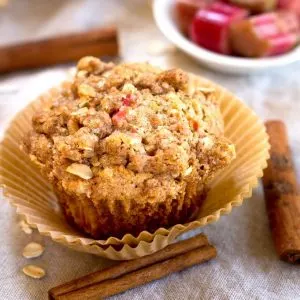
[[25, 56, 235, 210]]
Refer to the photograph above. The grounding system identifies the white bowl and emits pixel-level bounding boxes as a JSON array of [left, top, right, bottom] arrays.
[[153, 0, 300, 74]]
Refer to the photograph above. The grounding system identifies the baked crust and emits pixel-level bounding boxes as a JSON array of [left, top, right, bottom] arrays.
[[24, 57, 235, 239]]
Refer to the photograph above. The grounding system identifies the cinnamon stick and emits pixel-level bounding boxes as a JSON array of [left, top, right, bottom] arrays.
[[49, 234, 216, 299], [263, 120, 300, 264], [49, 234, 215, 299], [57, 245, 216, 300], [0, 26, 118, 74]]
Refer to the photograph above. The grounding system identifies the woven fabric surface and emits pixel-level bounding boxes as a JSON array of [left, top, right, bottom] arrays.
[[0, 1, 299, 299]]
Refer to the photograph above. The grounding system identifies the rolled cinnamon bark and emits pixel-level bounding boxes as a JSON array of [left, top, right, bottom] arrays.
[[263, 120, 300, 264], [56, 245, 216, 300], [49, 234, 210, 299], [0, 26, 118, 73]]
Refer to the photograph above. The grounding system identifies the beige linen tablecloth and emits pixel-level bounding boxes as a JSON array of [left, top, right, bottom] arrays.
[[0, 1, 299, 299]]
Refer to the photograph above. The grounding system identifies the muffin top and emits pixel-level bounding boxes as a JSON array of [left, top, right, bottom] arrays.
[[25, 57, 235, 208]]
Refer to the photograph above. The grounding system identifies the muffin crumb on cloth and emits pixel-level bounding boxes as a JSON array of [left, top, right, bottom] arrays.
[[24, 56, 235, 239]]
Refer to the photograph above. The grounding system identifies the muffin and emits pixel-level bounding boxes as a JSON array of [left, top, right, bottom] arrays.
[[23, 57, 235, 239]]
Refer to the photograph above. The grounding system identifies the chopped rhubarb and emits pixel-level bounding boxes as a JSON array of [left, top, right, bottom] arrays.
[[112, 109, 127, 127], [251, 11, 299, 31], [192, 119, 200, 131], [190, 2, 249, 54], [267, 32, 299, 55], [175, 0, 212, 34], [228, 0, 277, 13], [122, 94, 135, 106], [209, 1, 249, 18], [278, 0, 300, 20], [112, 94, 136, 127], [230, 11, 300, 57]]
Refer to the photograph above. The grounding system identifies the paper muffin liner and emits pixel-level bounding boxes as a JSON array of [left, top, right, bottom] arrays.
[[0, 74, 270, 260]]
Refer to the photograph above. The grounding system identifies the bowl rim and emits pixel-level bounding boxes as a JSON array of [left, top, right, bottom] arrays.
[[153, 0, 300, 73]]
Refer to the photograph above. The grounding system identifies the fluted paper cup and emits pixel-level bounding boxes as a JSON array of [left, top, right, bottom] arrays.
[[0, 74, 269, 260]]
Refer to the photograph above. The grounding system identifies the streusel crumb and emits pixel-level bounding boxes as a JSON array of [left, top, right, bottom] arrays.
[[24, 57, 235, 239]]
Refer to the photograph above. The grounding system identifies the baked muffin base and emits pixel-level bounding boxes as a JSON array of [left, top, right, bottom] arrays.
[[55, 187, 206, 239]]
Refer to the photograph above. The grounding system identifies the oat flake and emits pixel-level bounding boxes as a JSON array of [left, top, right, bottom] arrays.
[[66, 163, 93, 180], [22, 242, 44, 259], [22, 265, 46, 279], [19, 220, 33, 235]]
